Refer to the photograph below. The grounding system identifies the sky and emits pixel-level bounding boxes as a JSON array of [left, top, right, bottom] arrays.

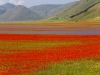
[[0, 0, 79, 7]]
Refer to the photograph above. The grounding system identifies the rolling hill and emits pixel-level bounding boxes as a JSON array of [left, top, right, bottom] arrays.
[[47, 2, 76, 17], [30, 4, 62, 18], [49, 0, 100, 22], [30, 3, 75, 18]]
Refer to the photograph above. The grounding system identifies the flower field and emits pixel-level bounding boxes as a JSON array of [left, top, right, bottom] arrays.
[[0, 34, 100, 75]]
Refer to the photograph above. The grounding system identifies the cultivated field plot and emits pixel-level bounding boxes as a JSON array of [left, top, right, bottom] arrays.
[[0, 23, 100, 75], [0, 23, 100, 35]]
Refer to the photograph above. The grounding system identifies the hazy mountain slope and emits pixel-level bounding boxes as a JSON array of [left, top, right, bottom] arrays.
[[0, 3, 15, 15], [30, 3, 76, 18], [47, 2, 76, 17], [0, 3, 15, 9], [30, 4, 61, 17], [0, 5, 42, 21], [49, 0, 100, 22]]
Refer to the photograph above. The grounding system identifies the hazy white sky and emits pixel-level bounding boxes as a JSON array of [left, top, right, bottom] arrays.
[[0, 0, 79, 7]]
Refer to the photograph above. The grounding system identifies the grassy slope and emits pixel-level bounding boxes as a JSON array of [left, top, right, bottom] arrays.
[[89, 17, 100, 22], [69, 3, 100, 21], [48, 0, 100, 22]]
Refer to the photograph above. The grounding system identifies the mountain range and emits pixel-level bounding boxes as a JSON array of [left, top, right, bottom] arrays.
[[0, 3, 42, 21], [0, 3, 72, 21], [0, 0, 100, 22]]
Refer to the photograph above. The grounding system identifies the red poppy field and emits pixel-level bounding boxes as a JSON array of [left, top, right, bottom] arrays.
[[0, 34, 100, 75]]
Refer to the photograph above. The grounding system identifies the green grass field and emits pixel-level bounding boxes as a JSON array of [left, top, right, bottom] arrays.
[[35, 59, 100, 75], [19, 59, 100, 75]]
